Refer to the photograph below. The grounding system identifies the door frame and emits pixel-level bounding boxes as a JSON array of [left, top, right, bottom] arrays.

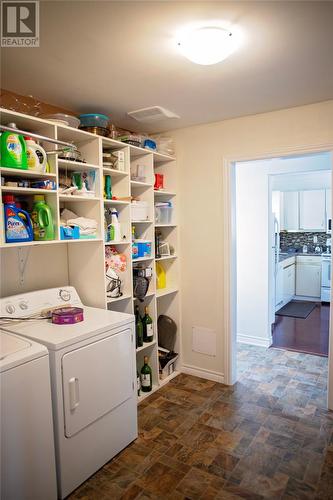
[[222, 142, 333, 409]]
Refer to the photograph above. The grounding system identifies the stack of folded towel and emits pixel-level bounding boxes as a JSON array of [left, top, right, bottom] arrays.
[[60, 209, 98, 238]]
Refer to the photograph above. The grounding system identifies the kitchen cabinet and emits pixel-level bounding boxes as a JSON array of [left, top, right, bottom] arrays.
[[283, 191, 299, 231], [296, 256, 321, 298], [299, 190, 326, 231], [283, 262, 295, 304]]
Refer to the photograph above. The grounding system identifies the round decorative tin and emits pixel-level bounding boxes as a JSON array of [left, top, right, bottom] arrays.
[[52, 307, 84, 325]]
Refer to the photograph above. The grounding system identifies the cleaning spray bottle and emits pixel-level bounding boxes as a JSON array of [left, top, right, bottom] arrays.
[[111, 208, 121, 241], [1, 123, 28, 169]]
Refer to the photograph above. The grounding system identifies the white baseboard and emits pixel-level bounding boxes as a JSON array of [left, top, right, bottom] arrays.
[[181, 364, 225, 384], [237, 334, 270, 348]]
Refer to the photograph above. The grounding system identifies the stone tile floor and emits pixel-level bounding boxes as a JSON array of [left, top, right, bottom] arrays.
[[69, 344, 333, 499]]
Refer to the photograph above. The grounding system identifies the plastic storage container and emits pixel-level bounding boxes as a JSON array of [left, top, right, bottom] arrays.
[[78, 114, 109, 129], [155, 202, 172, 224], [131, 201, 149, 221]]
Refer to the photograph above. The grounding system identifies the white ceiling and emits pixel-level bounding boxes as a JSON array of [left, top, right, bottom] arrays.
[[2, 1, 333, 132]]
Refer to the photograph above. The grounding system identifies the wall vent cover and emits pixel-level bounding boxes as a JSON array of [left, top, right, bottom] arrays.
[[127, 106, 180, 123]]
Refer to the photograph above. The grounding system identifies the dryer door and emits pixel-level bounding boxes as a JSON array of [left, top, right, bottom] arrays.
[[62, 328, 133, 437]]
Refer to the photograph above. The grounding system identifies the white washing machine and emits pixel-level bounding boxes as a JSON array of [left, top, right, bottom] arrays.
[[0, 330, 57, 500], [0, 287, 137, 499]]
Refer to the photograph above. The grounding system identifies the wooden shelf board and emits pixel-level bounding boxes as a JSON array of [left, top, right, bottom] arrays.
[[136, 340, 157, 353], [104, 199, 130, 205], [0, 168, 57, 179], [153, 152, 176, 164], [155, 255, 177, 261], [155, 223, 177, 228], [58, 159, 100, 170], [154, 190, 176, 197], [1, 186, 57, 195], [104, 240, 131, 245], [133, 292, 155, 301], [59, 194, 99, 201], [106, 293, 132, 304], [156, 287, 179, 298], [132, 256, 154, 263], [0, 238, 103, 249], [138, 384, 160, 403], [103, 167, 128, 178], [159, 370, 181, 387], [131, 220, 153, 224], [130, 180, 153, 188]]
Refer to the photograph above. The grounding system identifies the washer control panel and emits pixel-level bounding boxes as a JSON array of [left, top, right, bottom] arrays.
[[0, 287, 82, 318]]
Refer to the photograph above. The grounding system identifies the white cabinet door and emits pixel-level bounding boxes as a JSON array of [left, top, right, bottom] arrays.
[[283, 191, 299, 231], [296, 262, 321, 297], [283, 263, 295, 304], [326, 189, 331, 220], [62, 328, 134, 437], [275, 264, 284, 309], [299, 190, 326, 231]]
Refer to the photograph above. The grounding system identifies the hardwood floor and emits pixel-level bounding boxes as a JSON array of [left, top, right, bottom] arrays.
[[68, 345, 332, 499], [272, 303, 329, 357]]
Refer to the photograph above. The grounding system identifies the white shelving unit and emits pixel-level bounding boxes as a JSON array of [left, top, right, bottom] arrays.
[[0, 107, 181, 403]]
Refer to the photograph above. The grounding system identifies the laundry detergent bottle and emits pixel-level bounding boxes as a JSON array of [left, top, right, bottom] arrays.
[[31, 195, 55, 241], [1, 123, 28, 169], [25, 137, 48, 172], [3, 195, 33, 243]]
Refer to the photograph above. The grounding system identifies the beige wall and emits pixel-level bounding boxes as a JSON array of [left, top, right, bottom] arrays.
[[172, 99, 333, 380]]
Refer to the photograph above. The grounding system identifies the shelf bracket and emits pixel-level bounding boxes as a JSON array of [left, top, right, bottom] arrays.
[[17, 246, 31, 286]]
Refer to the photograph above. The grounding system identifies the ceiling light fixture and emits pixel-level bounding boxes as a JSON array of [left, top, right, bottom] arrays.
[[177, 24, 240, 66]]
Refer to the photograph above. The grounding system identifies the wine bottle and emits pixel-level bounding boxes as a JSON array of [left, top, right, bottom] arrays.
[[137, 370, 141, 396], [135, 305, 143, 348], [140, 356, 152, 392], [142, 306, 154, 343]]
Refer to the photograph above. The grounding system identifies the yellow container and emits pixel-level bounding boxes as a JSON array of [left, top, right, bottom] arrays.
[[156, 262, 166, 289]]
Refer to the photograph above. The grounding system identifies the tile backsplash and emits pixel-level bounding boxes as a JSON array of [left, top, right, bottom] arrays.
[[280, 232, 331, 252]]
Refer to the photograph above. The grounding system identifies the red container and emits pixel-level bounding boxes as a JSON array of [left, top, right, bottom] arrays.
[[154, 174, 164, 191]]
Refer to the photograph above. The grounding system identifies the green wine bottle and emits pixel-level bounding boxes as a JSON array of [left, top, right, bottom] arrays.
[[142, 306, 153, 343], [135, 305, 143, 348], [140, 356, 152, 392], [137, 370, 141, 396]]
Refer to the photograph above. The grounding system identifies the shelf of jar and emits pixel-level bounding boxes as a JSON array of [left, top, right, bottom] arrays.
[[1, 186, 57, 195], [0, 167, 57, 179], [136, 340, 157, 353], [103, 167, 128, 178], [58, 159, 100, 171]]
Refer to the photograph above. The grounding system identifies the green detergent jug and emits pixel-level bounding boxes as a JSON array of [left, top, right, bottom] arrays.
[[1, 123, 28, 169], [31, 195, 55, 240]]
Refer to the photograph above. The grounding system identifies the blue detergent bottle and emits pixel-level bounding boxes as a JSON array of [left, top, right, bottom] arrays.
[[3, 195, 33, 243]]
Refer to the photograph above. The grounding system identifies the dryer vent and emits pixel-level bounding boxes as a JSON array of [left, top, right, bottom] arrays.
[[127, 106, 180, 123]]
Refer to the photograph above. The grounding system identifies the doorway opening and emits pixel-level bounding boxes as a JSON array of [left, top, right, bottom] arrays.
[[231, 150, 332, 406]]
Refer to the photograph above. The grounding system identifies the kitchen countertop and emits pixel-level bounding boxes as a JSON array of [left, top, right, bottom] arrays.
[[279, 252, 324, 263]]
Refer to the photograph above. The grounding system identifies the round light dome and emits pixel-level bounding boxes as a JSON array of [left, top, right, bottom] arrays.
[[177, 26, 237, 65]]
